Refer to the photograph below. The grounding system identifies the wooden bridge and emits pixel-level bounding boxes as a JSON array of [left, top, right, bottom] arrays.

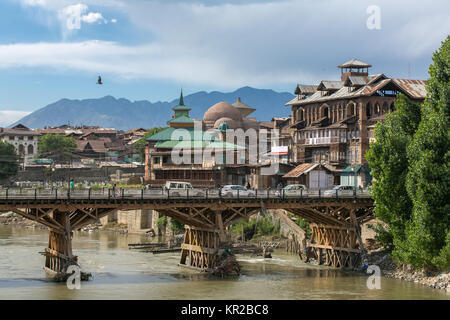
[[0, 187, 374, 280]]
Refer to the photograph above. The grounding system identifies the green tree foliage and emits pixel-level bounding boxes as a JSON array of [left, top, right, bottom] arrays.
[[133, 127, 166, 162], [0, 142, 19, 180], [230, 215, 280, 240], [365, 95, 422, 261], [366, 36, 450, 270], [38, 134, 77, 162], [169, 219, 185, 234], [404, 36, 449, 270], [155, 215, 185, 234], [156, 215, 167, 230], [294, 217, 312, 237]]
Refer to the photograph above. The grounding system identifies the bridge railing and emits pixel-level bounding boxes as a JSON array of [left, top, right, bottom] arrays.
[[0, 187, 372, 200]]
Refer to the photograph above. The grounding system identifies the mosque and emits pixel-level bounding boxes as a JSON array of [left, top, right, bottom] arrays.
[[144, 91, 272, 187]]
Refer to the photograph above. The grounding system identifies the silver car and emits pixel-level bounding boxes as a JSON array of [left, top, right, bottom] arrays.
[[276, 184, 308, 197], [323, 185, 356, 197], [221, 185, 256, 197]]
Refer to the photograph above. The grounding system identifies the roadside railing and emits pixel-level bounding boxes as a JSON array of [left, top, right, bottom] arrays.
[[0, 187, 372, 201]]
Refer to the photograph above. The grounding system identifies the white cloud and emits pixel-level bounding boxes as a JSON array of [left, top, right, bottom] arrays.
[[18, 0, 123, 10], [17, 0, 113, 33], [59, 3, 87, 30], [0, 40, 300, 87], [9, 0, 450, 88], [0, 111, 31, 127], [81, 12, 107, 24], [110, 18, 117, 23]]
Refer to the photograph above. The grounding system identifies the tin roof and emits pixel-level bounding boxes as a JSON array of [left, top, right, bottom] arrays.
[[286, 75, 427, 106], [338, 59, 372, 68], [147, 127, 215, 142], [283, 163, 317, 178], [317, 81, 344, 91], [167, 115, 195, 124], [0, 125, 40, 136], [344, 76, 370, 87], [294, 84, 318, 95], [392, 79, 428, 99]]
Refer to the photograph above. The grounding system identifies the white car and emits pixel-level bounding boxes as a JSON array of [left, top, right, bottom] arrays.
[[323, 185, 356, 197], [164, 181, 205, 197], [221, 185, 255, 197], [276, 184, 308, 197]]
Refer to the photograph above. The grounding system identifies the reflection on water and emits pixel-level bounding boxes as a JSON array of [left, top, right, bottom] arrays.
[[0, 226, 448, 300]]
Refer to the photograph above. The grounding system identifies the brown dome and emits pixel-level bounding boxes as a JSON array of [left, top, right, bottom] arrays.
[[203, 102, 242, 122]]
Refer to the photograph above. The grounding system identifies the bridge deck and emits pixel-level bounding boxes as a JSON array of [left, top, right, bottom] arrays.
[[0, 188, 371, 205]]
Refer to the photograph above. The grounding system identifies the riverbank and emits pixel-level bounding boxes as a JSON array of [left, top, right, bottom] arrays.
[[0, 213, 151, 235], [0, 214, 46, 230], [366, 249, 449, 292]]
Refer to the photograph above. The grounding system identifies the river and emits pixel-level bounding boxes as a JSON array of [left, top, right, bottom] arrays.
[[0, 225, 448, 300]]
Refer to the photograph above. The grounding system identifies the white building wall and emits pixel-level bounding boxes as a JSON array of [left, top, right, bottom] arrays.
[[0, 135, 38, 164]]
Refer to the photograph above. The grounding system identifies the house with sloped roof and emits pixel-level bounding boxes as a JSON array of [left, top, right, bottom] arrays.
[[284, 59, 427, 188]]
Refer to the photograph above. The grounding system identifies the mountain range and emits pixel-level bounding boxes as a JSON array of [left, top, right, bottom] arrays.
[[11, 87, 295, 130]]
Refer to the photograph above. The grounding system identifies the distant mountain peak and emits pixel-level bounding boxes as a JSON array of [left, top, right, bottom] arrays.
[[11, 87, 294, 130]]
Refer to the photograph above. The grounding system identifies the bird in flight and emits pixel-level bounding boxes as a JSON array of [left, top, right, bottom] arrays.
[[97, 76, 103, 85]]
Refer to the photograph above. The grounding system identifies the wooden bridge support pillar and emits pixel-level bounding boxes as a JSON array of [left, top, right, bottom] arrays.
[[179, 226, 220, 271], [306, 224, 362, 269], [43, 212, 77, 281], [215, 211, 227, 244]]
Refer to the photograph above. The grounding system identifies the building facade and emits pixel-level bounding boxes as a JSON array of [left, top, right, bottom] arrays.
[[284, 59, 427, 188], [0, 124, 40, 165], [144, 92, 248, 187]]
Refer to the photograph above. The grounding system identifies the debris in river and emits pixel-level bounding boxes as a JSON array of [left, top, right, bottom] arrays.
[[211, 248, 240, 277]]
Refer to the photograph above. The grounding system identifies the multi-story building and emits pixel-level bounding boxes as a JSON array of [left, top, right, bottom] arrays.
[[0, 124, 40, 164], [284, 59, 427, 188]]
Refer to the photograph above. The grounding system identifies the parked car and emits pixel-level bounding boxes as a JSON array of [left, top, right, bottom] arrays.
[[221, 185, 256, 197], [276, 184, 308, 197], [164, 181, 205, 197], [323, 185, 356, 197]]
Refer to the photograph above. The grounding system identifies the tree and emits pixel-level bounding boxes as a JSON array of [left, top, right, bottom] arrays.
[[38, 134, 77, 163], [366, 36, 450, 270], [0, 142, 19, 180], [169, 219, 185, 234], [133, 127, 166, 162], [365, 95, 422, 261], [404, 36, 449, 270]]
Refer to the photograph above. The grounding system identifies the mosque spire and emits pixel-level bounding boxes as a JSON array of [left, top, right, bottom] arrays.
[[179, 88, 184, 106]]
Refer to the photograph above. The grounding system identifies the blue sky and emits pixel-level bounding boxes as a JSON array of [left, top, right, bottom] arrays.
[[0, 0, 449, 126]]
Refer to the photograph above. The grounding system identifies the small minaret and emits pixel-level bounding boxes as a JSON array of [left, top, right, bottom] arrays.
[[168, 89, 194, 128]]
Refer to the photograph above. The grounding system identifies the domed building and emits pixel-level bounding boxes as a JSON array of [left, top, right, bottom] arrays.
[[144, 91, 248, 187], [203, 98, 259, 131]]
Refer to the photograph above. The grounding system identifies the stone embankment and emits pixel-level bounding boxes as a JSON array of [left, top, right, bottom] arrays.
[[0, 214, 46, 230], [366, 250, 449, 292]]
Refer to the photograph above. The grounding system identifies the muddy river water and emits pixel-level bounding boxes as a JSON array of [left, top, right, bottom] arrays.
[[0, 226, 448, 300]]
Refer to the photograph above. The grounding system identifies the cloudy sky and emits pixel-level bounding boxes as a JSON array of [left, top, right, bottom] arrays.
[[0, 0, 448, 126]]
